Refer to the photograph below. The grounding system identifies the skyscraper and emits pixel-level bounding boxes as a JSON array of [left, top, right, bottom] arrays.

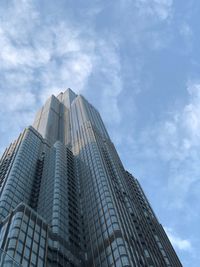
[[0, 89, 182, 267]]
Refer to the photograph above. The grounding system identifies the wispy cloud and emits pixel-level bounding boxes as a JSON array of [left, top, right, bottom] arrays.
[[164, 227, 192, 251], [92, 38, 122, 124], [0, 90, 36, 112], [135, 0, 173, 21], [0, 0, 123, 154], [135, 82, 200, 209], [180, 23, 193, 39]]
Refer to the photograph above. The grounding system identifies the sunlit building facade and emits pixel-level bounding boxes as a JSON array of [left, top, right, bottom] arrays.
[[0, 89, 182, 266]]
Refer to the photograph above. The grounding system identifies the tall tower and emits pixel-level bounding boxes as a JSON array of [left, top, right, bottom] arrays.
[[0, 89, 182, 267]]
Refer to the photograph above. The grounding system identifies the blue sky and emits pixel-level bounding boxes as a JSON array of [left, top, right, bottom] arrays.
[[0, 0, 199, 266]]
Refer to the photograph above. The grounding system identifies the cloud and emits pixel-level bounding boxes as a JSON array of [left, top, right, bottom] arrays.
[[0, 90, 36, 112], [183, 82, 200, 137], [0, 0, 123, 157], [133, 81, 200, 211], [0, 3, 94, 92], [93, 38, 122, 124], [164, 227, 192, 251], [158, 82, 200, 157], [135, 0, 173, 21], [178, 22, 193, 53], [180, 23, 193, 39]]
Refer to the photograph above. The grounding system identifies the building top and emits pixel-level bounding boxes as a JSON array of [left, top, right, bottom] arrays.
[[57, 88, 77, 109]]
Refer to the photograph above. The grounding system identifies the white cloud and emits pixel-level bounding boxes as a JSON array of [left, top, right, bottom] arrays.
[[164, 227, 192, 251], [135, 82, 200, 209], [0, 90, 36, 112], [178, 22, 193, 53], [159, 82, 200, 157], [0, 0, 122, 105], [94, 39, 122, 124], [117, 0, 174, 53], [136, 0, 173, 21], [183, 82, 200, 138], [180, 23, 193, 39], [0, 0, 123, 157]]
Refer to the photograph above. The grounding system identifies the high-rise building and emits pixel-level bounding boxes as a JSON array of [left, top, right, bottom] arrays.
[[0, 89, 182, 267]]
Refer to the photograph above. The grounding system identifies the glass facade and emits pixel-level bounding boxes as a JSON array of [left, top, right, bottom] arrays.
[[0, 89, 182, 266]]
